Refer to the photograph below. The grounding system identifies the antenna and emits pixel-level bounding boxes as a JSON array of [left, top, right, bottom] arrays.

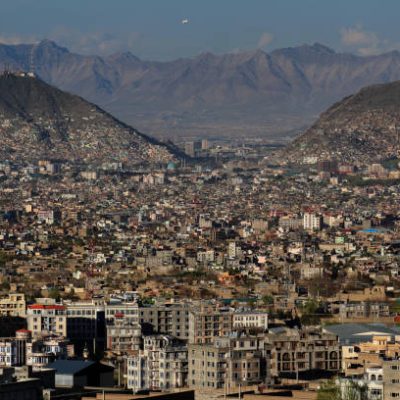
[[29, 43, 37, 75], [394, 124, 400, 156], [3, 63, 10, 75]]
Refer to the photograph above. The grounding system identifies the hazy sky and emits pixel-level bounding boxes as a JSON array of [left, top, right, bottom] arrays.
[[1, 0, 399, 60]]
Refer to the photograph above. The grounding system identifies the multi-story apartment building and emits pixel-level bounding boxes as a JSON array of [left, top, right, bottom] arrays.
[[65, 299, 106, 356], [37, 209, 61, 225], [26, 334, 73, 369], [0, 293, 26, 317], [127, 335, 188, 392], [27, 303, 67, 337], [197, 250, 215, 264], [232, 311, 268, 331], [383, 359, 400, 400], [188, 333, 268, 390], [267, 327, 340, 378], [188, 304, 233, 344], [65, 297, 139, 355], [188, 339, 229, 390], [279, 215, 303, 231], [106, 315, 142, 353], [0, 329, 29, 367], [342, 336, 400, 377], [25, 296, 140, 358], [364, 367, 383, 400], [105, 298, 140, 326], [0, 329, 72, 369], [339, 302, 390, 320], [303, 212, 322, 231], [139, 301, 190, 339]]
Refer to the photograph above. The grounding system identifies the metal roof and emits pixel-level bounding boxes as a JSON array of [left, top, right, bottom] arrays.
[[46, 360, 95, 375], [323, 323, 400, 345]]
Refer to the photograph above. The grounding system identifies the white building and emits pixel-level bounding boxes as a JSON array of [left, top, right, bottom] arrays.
[[228, 241, 237, 259], [197, 250, 215, 263], [27, 304, 67, 338], [338, 368, 383, 400], [0, 330, 72, 369], [26, 335, 73, 369], [127, 335, 187, 392], [303, 212, 322, 231], [80, 171, 98, 180], [232, 311, 268, 330], [0, 337, 24, 367], [300, 264, 324, 280], [364, 366, 383, 400]]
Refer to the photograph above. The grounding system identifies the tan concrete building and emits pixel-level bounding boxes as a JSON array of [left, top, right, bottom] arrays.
[[106, 316, 142, 353], [0, 293, 26, 317], [188, 304, 233, 344], [383, 359, 400, 399], [342, 336, 400, 377], [188, 334, 268, 390], [266, 328, 340, 378], [27, 304, 67, 337], [139, 301, 191, 339]]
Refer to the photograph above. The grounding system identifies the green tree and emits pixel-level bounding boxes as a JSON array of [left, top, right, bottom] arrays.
[[300, 299, 320, 325], [0, 251, 12, 266], [0, 281, 10, 291], [140, 297, 155, 306], [63, 288, 78, 301], [247, 298, 257, 309], [262, 295, 274, 306], [48, 288, 61, 301], [317, 379, 368, 400], [317, 380, 340, 400]]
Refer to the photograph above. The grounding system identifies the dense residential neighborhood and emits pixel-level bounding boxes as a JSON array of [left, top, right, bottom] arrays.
[[1, 135, 400, 399]]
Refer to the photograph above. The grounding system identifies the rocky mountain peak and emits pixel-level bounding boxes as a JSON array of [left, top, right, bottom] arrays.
[[0, 72, 178, 164], [284, 80, 400, 164]]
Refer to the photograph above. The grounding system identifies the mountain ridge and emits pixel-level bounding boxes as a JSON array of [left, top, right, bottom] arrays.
[[0, 72, 179, 164], [4, 40, 400, 138], [284, 79, 400, 164]]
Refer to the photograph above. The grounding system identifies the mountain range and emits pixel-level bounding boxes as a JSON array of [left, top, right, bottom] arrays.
[[0, 72, 179, 165], [4, 40, 400, 139]]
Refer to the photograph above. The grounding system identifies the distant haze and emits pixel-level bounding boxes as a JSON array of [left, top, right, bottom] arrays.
[[3, 40, 400, 140]]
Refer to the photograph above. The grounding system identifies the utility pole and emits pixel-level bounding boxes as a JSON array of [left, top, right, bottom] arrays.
[[295, 342, 299, 383], [286, 263, 291, 301], [29, 43, 37, 74]]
